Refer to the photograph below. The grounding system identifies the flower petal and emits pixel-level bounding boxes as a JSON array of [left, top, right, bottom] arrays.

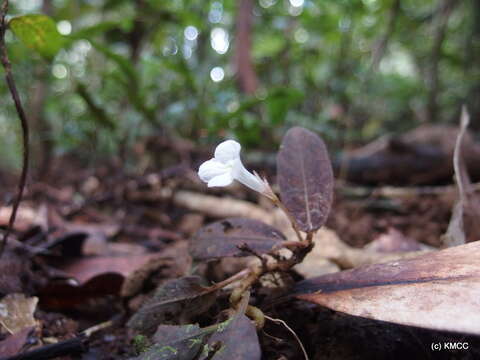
[[232, 159, 266, 193], [207, 172, 234, 187], [214, 140, 241, 163], [198, 159, 230, 182]]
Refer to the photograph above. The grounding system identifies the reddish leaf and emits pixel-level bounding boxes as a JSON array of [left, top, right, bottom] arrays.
[[295, 241, 480, 334], [39, 242, 191, 309], [190, 218, 285, 261], [57, 254, 157, 284], [277, 127, 334, 232]]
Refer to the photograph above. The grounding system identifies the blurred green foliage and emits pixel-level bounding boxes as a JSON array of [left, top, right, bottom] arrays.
[[0, 0, 478, 171]]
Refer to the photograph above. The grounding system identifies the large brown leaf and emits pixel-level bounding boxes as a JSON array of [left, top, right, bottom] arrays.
[[190, 218, 285, 261], [294, 241, 480, 334], [277, 127, 334, 232]]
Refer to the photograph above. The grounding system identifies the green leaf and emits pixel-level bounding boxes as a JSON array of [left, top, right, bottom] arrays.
[[9, 14, 64, 61], [265, 88, 304, 125]]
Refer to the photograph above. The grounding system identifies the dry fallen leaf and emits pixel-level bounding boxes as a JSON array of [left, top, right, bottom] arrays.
[[0, 294, 38, 335], [39, 241, 191, 309], [0, 326, 33, 357], [295, 241, 480, 335]]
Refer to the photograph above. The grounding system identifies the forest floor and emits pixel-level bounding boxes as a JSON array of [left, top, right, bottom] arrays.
[[0, 150, 479, 360]]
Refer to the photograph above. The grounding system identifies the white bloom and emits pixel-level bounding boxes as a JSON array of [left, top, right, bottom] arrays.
[[198, 140, 267, 194]]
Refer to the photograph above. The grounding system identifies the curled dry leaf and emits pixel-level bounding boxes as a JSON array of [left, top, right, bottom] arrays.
[[127, 276, 218, 335], [0, 294, 38, 335], [190, 218, 285, 261], [294, 241, 480, 335], [277, 127, 334, 232]]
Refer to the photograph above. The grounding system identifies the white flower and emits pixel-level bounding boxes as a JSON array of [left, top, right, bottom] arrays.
[[198, 140, 267, 194]]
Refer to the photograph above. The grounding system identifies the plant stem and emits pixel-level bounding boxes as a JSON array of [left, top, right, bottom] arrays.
[[270, 191, 304, 242], [207, 268, 251, 292], [0, 0, 30, 257]]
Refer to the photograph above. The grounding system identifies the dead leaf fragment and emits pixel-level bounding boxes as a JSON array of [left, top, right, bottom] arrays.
[[0, 294, 38, 335], [295, 241, 480, 335], [0, 326, 33, 357]]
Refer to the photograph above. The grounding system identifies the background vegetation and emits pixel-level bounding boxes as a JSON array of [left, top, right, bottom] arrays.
[[0, 0, 478, 173]]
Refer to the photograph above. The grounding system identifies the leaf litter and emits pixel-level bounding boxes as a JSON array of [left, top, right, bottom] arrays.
[[0, 125, 479, 359]]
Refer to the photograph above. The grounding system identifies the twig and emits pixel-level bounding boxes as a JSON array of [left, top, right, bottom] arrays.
[[0, 336, 86, 360], [271, 193, 304, 242], [452, 106, 470, 206], [265, 315, 309, 360], [0, 0, 30, 257], [234, 0, 258, 94], [81, 319, 113, 338], [368, 0, 401, 75], [426, 0, 458, 122], [207, 268, 251, 292]]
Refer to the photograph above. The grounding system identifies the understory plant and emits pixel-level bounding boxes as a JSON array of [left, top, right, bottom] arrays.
[[127, 126, 334, 359]]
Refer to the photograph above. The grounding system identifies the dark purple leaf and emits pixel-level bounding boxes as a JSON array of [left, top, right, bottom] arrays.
[[199, 294, 261, 360], [277, 127, 334, 232], [134, 324, 207, 360], [203, 315, 261, 360], [189, 218, 285, 261], [127, 276, 217, 335]]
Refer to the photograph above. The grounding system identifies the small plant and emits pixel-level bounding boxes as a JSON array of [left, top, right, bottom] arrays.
[[128, 126, 334, 359]]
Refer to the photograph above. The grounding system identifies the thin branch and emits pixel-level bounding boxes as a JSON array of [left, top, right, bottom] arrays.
[[368, 0, 401, 75], [0, 336, 86, 360], [234, 0, 258, 94], [426, 0, 458, 122], [265, 315, 309, 360], [0, 0, 30, 257]]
